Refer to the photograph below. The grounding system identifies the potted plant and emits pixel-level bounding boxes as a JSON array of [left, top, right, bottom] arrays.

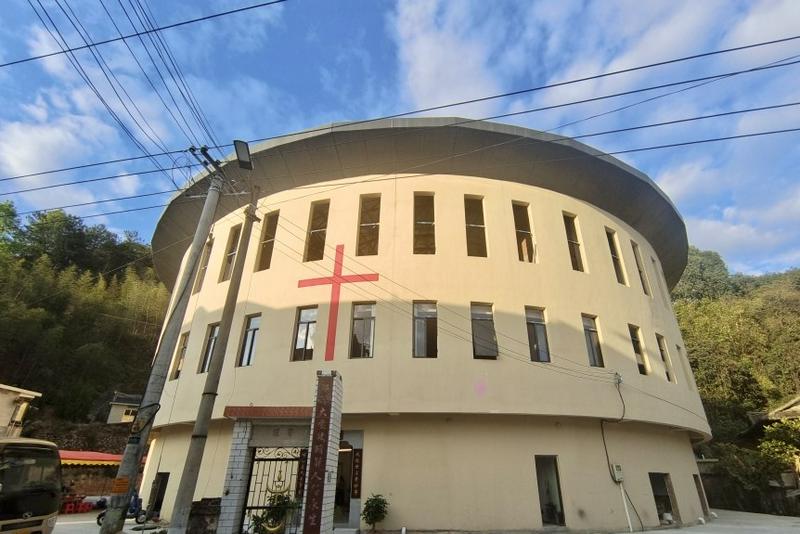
[[361, 493, 389, 532], [251, 494, 295, 534]]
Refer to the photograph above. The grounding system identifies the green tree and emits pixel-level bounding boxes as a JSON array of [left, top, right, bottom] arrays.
[[672, 246, 735, 300]]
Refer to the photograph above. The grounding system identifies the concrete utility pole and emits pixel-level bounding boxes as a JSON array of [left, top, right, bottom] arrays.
[[100, 153, 224, 534], [168, 148, 258, 533]]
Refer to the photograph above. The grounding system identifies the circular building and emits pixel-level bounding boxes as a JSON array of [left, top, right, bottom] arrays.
[[143, 117, 711, 533]]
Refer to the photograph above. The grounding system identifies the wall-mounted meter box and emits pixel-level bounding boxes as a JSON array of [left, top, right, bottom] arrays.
[[612, 463, 624, 482]]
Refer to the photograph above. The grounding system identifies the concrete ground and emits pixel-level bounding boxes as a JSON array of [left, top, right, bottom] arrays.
[[54, 508, 799, 533], [53, 512, 164, 534]]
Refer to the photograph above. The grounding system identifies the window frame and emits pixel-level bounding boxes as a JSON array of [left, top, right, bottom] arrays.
[[628, 324, 649, 375], [582, 314, 604, 367], [219, 224, 243, 282], [192, 239, 213, 294], [238, 314, 262, 367], [563, 213, 585, 272], [255, 210, 279, 271], [655, 333, 676, 383], [198, 323, 220, 373], [471, 302, 498, 359], [304, 200, 330, 262], [170, 332, 190, 380], [412, 301, 438, 358], [413, 193, 436, 254], [464, 196, 488, 257], [525, 306, 550, 362], [606, 228, 627, 285], [349, 302, 376, 358], [630, 240, 651, 296], [512, 202, 535, 263], [291, 306, 318, 361], [356, 195, 381, 256]]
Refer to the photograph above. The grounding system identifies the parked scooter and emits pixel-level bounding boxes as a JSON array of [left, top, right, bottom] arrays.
[[96, 491, 147, 526]]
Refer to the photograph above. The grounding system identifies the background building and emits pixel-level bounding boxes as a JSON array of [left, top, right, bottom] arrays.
[[143, 118, 711, 532], [106, 392, 142, 425]]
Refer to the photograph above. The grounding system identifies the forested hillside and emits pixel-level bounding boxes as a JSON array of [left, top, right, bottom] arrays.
[[0, 201, 169, 420], [673, 247, 800, 513]]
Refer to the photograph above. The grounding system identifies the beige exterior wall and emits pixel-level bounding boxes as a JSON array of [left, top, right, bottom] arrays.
[[141, 415, 706, 531], [144, 171, 709, 530], [155, 174, 707, 436]]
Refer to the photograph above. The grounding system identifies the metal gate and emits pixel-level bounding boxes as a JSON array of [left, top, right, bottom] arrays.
[[241, 447, 307, 533]]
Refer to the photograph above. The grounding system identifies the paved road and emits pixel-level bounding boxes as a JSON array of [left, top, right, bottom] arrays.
[[53, 512, 163, 534], [56, 508, 799, 533]]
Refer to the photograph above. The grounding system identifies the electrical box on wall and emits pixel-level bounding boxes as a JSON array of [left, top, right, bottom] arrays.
[[612, 463, 624, 482]]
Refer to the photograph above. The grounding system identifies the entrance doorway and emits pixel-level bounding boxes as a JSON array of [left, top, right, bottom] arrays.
[[147, 472, 169, 519], [693, 474, 709, 516], [535, 455, 565, 526], [241, 447, 307, 533], [649, 472, 681, 525], [334, 444, 353, 524]]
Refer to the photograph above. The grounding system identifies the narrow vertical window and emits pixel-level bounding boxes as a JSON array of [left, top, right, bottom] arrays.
[[676, 344, 694, 388], [304, 200, 330, 262], [255, 211, 279, 271], [471, 303, 498, 359], [292, 306, 317, 361], [525, 307, 550, 362], [350, 303, 376, 358], [198, 323, 220, 373], [629, 324, 649, 375], [651, 256, 671, 306], [170, 333, 189, 380], [219, 224, 242, 282], [631, 241, 651, 296], [606, 229, 627, 285], [413, 193, 435, 254], [465, 196, 487, 257], [656, 334, 675, 383], [563, 214, 584, 271], [413, 302, 438, 358], [192, 239, 213, 294], [582, 315, 604, 367], [238, 314, 261, 367], [357, 196, 380, 256], [513, 202, 535, 262]]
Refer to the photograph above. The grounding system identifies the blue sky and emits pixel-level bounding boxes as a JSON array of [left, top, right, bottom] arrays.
[[0, 0, 798, 274]]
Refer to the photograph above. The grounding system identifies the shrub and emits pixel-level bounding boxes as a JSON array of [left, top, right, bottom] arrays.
[[361, 493, 389, 531]]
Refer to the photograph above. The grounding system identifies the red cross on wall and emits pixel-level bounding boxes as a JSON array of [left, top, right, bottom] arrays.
[[298, 244, 379, 361]]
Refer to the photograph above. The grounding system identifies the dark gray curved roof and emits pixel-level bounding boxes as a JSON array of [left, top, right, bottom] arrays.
[[152, 117, 687, 290]]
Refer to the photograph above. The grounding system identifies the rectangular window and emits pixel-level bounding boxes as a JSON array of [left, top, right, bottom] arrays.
[[513, 202, 535, 262], [676, 344, 695, 388], [606, 229, 627, 285], [563, 214, 584, 271], [198, 323, 220, 373], [631, 241, 651, 296], [413, 302, 437, 358], [629, 324, 649, 375], [582, 315, 604, 367], [349, 303, 376, 358], [292, 306, 317, 361], [535, 455, 565, 526], [465, 196, 487, 257], [656, 333, 675, 383], [304, 201, 330, 262], [238, 314, 261, 367], [219, 224, 242, 282], [255, 211, 279, 271], [649, 472, 682, 524], [526, 307, 550, 362], [471, 303, 498, 359], [170, 332, 189, 380], [413, 193, 435, 254], [357, 196, 380, 256], [651, 256, 670, 306], [192, 239, 213, 294]]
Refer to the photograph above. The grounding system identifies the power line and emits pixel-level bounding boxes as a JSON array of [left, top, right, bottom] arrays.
[[2, 0, 288, 69], [0, 165, 193, 197], [16, 188, 177, 215], [5, 33, 799, 182]]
